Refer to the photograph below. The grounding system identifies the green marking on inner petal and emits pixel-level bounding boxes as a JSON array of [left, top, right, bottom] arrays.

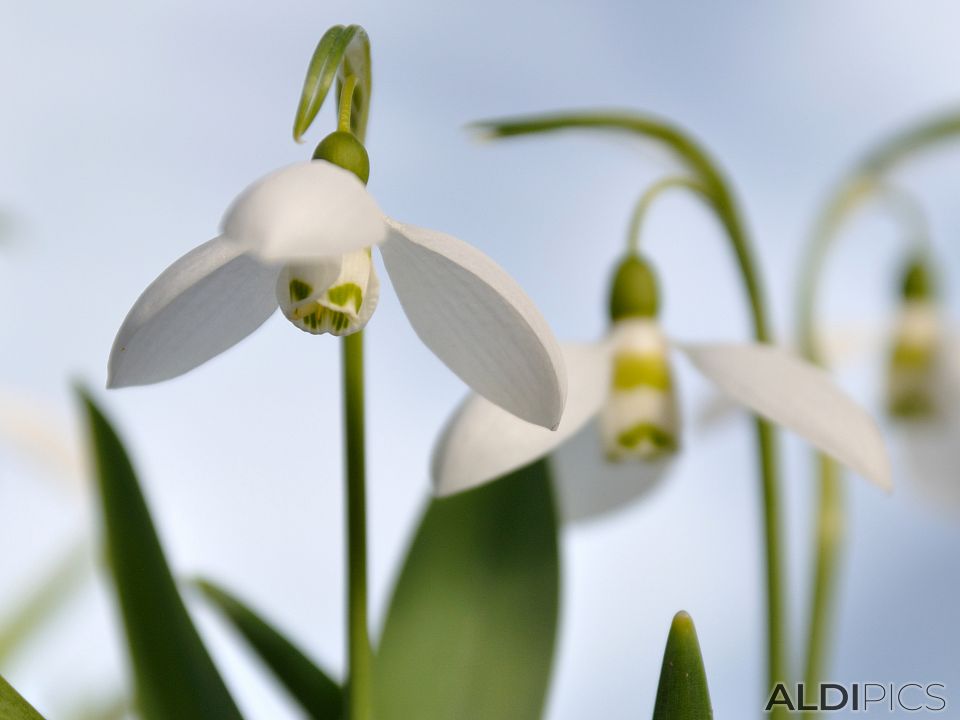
[[616, 422, 677, 455], [289, 279, 314, 303], [612, 354, 672, 390], [326, 282, 363, 311], [889, 392, 937, 419], [891, 341, 935, 370]]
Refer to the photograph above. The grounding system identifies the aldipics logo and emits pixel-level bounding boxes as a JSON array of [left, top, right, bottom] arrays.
[[765, 683, 947, 713]]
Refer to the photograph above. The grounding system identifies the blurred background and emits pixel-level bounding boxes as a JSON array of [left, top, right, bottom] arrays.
[[2, 0, 960, 717]]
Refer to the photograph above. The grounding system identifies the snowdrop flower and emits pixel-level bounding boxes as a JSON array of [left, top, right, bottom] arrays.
[[883, 257, 960, 505], [434, 252, 890, 521], [106, 142, 565, 429]]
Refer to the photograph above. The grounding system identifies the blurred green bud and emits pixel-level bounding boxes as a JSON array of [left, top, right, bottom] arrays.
[[608, 254, 660, 321], [313, 131, 370, 184], [900, 256, 936, 301]]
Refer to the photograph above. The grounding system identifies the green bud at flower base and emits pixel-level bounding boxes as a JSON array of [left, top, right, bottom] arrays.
[[608, 254, 660, 321], [901, 256, 936, 301], [314, 131, 370, 184]]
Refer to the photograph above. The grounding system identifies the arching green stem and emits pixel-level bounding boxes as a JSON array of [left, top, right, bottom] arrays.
[[796, 111, 960, 712], [627, 176, 708, 254], [295, 27, 374, 720], [477, 111, 785, 713]]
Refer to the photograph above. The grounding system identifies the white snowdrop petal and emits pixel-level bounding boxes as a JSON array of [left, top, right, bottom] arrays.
[[382, 219, 566, 428], [677, 341, 892, 490], [108, 236, 279, 387], [222, 161, 388, 262], [552, 417, 672, 523], [432, 343, 609, 496]]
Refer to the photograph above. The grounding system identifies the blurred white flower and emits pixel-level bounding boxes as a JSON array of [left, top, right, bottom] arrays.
[[433, 254, 891, 522], [107, 160, 565, 429], [883, 259, 960, 508]]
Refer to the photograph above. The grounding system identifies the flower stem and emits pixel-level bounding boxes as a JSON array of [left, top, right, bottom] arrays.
[[802, 455, 842, 712], [477, 111, 786, 713], [795, 112, 960, 711], [626, 176, 706, 254], [339, 75, 360, 133], [343, 330, 373, 720]]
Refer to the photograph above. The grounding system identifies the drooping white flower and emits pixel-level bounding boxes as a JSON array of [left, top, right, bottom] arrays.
[[107, 160, 566, 429], [433, 254, 891, 522], [882, 259, 960, 507]]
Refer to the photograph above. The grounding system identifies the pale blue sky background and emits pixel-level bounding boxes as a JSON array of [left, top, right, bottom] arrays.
[[2, 1, 960, 717]]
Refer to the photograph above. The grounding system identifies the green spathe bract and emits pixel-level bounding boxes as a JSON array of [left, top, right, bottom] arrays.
[[77, 389, 242, 720], [375, 459, 559, 720], [194, 579, 341, 720], [652, 612, 713, 720], [294, 25, 371, 143], [0, 674, 47, 720]]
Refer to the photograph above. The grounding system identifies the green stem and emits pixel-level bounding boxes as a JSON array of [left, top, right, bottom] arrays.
[[626, 176, 706, 253], [477, 111, 785, 714], [803, 456, 842, 712], [796, 110, 960, 713], [338, 75, 360, 133], [343, 330, 372, 720]]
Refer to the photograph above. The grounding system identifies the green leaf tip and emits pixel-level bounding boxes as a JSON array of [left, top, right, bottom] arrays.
[[78, 391, 242, 720], [0, 673, 47, 720], [652, 611, 713, 720], [293, 24, 371, 143], [192, 578, 342, 720]]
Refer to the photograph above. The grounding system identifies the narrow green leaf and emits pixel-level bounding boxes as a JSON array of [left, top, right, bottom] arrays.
[[67, 693, 129, 720], [0, 673, 46, 720], [375, 460, 560, 720], [293, 25, 371, 142], [652, 611, 713, 720], [0, 543, 86, 665], [77, 389, 242, 720], [193, 579, 341, 719]]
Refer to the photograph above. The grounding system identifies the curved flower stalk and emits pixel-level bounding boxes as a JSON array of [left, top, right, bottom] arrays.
[[437, 109, 891, 714], [796, 111, 960, 699], [106, 27, 564, 720]]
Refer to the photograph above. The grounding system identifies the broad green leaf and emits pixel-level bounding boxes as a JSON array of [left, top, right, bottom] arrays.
[[0, 673, 46, 719], [375, 459, 560, 720], [78, 390, 242, 720], [0, 544, 86, 665], [293, 25, 371, 142], [193, 579, 341, 719], [652, 611, 713, 720]]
